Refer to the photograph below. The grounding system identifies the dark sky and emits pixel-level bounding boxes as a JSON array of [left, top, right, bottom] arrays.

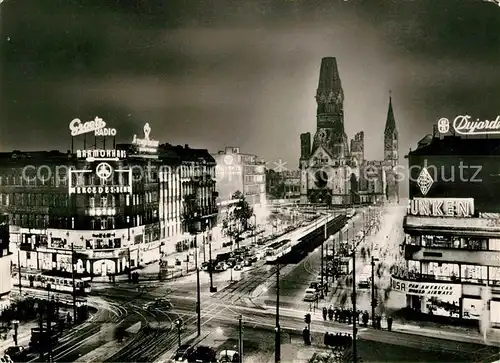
[[1, 0, 500, 169]]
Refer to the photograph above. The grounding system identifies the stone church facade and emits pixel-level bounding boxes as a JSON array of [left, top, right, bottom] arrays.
[[299, 57, 399, 205]]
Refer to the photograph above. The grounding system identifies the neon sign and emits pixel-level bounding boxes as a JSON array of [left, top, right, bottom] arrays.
[[438, 115, 500, 136], [407, 198, 474, 218], [76, 149, 127, 162], [132, 123, 159, 152], [69, 117, 117, 137]]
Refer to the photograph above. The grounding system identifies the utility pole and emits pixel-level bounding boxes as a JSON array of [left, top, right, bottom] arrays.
[[195, 245, 201, 336], [238, 315, 243, 363], [371, 256, 379, 327], [176, 319, 182, 348], [352, 249, 357, 363], [17, 249, 22, 296], [275, 263, 281, 363], [209, 242, 216, 292], [71, 243, 77, 323]]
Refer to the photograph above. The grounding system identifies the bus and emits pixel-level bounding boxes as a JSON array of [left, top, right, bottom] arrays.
[[12, 271, 91, 295], [357, 265, 371, 289], [265, 239, 292, 262]]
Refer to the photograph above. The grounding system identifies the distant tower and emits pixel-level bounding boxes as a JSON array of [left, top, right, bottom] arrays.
[[311, 57, 349, 159], [299, 133, 311, 204], [350, 131, 364, 165], [384, 93, 398, 166], [384, 92, 399, 203]]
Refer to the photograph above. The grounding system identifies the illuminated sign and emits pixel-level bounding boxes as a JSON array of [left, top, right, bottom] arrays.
[[132, 123, 159, 152], [438, 115, 500, 136], [70, 186, 131, 194], [416, 167, 434, 196], [76, 149, 127, 162], [70, 117, 117, 137], [407, 198, 474, 218], [391, 277, 461, 298]]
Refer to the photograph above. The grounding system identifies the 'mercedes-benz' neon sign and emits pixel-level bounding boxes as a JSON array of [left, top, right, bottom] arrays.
[[438, 115, 500, 135], [69, 117, 117, 136]]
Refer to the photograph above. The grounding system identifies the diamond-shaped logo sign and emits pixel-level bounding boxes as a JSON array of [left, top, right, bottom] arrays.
[[417, 167, 434, 196]]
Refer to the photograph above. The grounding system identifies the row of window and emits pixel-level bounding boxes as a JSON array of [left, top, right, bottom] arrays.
[[406, 234, 498, 251], [395, 260, 500, 284]]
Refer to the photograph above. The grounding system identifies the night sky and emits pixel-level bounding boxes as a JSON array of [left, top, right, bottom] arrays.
[[1, 0, 500, 169]]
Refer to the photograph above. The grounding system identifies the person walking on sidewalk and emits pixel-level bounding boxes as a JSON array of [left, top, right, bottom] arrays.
[[387, 316, 393, 332], [328, 306, 334, 321], [322, 307, 327, 321]]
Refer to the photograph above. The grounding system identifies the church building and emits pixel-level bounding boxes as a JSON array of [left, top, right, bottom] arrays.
[[299, 57, 399, 205]]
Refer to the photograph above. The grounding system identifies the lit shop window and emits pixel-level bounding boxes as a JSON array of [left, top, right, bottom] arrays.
[[489, 267, 500, 284], [90, 197, 95, 208], [422, 262, 459, 281], [461, 264, 488, 283], [126, 194, 130, 206]]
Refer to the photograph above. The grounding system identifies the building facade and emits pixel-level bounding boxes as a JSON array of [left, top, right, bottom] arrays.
[[395, 135, 500, 326], [265, 170, 300, 201], [213, 147, 266, 208], [0, 214, 11, 309], [0, 122, 218, 278], [299, 57, 399, 205]]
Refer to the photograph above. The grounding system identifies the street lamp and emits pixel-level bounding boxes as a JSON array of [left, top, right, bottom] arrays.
[[275, 263, 281, 363], [238, 315, 243, 363], [175, 319, 182, 348], [371, 256, 380, 327], [252, 214, 257, 245]]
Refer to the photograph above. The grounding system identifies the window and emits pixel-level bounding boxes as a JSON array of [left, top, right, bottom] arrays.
[[101, 218, 107, 230], [489, 267, 500, 285], [101, 197, 107, 208], [461, 264, 487, 283], [90, 219, 95, 230], [422, 261, 459, 281], [126, 194, 130, 206], [90, 197, 95, 208]]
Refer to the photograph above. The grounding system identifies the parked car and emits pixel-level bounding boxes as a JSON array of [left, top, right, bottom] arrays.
[[234, 263, 243, 271], [188, 345, 217, 363], [173, 344, 194, 362], [215, 262, 227, 272], [218, 350, 239, 363], [4, 346, 27, 362]]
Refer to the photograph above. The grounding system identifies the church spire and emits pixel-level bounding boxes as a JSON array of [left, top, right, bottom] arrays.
[[315, 57, 345, 130], [384, 91, 397, 135]]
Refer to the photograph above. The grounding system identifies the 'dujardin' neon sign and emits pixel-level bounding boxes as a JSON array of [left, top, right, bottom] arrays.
[[438, 115, 500, 136]]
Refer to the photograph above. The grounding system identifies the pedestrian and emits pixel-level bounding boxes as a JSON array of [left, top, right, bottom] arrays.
[[387, 316, 393, 332], [322, 307, 327, 321], [328, 306, 334, 321], [377, 315, 382, 329]]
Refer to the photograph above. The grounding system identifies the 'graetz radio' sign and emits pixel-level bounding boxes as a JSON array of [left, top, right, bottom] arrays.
[[391, 276, 461, 298]]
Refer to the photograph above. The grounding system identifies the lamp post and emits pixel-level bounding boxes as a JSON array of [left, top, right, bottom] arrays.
[[275, 263, 281, 363], [352, 249, 357, 363], [176, 319, 182, 348], [371, 256, 379, 327], [71, 243, 77, 323], [209, 241, 216, 293], [195, 245, 201, 336], [238, 315, 243, 363], [252, 214, 257, 245]]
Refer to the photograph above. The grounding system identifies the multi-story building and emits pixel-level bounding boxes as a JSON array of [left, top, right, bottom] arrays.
[[395, 133, 500, 326], [299, 57, 399, 205], [265, 170, 300, 201], [0, 121, 218, 278], [0, 214, 11, 309], [213, 147, 266, 208]]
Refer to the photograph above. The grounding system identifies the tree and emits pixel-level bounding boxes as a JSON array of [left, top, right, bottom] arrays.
[[231, 191, 253, 231]]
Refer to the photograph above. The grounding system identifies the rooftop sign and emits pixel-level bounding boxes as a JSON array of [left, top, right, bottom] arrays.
[[69, 117, 117, 137], [407, 198, 474, 218], [132, 123, 159, 153], [438, 115, 500, 136]]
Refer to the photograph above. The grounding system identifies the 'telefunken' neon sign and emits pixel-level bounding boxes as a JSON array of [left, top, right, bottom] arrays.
[[438, 115, 500, 136]]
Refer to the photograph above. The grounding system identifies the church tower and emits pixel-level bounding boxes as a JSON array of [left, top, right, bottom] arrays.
[[384, 93, 399, 203], [311, 57, 349, 159], [384, 93, 398, 166]]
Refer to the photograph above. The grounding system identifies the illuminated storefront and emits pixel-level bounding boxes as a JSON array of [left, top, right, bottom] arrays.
[[398, 133, 500, 327]]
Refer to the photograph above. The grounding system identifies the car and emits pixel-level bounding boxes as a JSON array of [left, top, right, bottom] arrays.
[[188, 345, 217, 363], [201, 262, 209, 271], [218, 350, 239, 363], [234, 263, 243, 271], [4, 346, 27, 362], [243, 259, 252, 267], [173, 344, 194, 362], [303, 288, 317, 302], [215, 262, 227, 272]]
